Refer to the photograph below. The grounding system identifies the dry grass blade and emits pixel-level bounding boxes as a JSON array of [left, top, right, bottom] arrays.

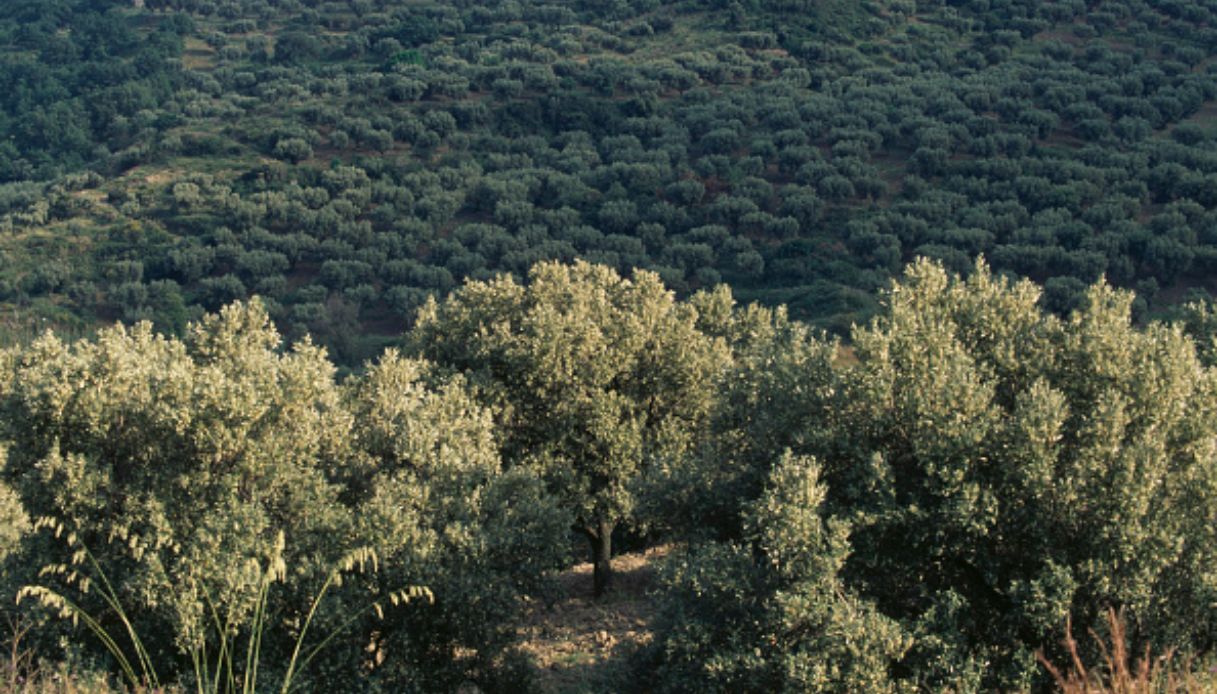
[[1036, 608, 1208, 694]]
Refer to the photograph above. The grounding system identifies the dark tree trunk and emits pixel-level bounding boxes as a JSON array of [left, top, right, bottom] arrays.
[[585, 519, 615, 598]]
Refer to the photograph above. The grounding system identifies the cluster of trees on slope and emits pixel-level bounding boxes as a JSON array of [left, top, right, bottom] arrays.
[[0, 0, 186, 181], [1, 258, 1216, 691], [8, 0, 1217, 356]]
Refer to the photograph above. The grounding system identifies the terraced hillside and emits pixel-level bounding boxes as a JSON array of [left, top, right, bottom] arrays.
[[4, 0, 1217, 361]]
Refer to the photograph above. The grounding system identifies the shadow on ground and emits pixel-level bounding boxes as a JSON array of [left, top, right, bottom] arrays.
[[515, 546, 671, 694]]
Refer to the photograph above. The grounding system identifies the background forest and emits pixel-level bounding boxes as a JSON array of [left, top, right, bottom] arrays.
[[4, 0, 1217, 360]]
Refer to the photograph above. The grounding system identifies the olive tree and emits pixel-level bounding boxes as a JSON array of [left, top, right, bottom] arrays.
[[653, 259, 1217, 690], [0, 301, 356, 679], [410, 261, 730, 596], [0, 302, 569, 690], [828, 260, 1217, 687], [641, 454, 911, 693]]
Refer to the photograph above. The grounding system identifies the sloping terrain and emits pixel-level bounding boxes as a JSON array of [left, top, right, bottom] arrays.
[[4, 1, 1217, 362]]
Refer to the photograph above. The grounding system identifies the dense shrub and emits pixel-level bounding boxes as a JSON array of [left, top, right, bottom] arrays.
[[0, 301, 569, 691], [640, 453, 910, 692], [650, 260, 1217, 691]]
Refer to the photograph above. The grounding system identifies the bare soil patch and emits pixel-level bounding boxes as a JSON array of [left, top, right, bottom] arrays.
[[516, 546, 670, 694]]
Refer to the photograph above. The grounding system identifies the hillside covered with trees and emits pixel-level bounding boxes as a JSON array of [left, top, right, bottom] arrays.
[[5, 0, 1217, 358]]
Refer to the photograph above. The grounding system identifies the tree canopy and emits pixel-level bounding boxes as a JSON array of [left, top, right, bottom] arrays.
[[411, 260, 731, 595], [0, 300, 569, 691], [649, 258, 1217, 691], [0, 259, 1216, 689]]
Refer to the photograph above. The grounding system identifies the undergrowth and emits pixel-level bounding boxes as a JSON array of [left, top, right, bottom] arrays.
[[1037, 608, 1216, 694]]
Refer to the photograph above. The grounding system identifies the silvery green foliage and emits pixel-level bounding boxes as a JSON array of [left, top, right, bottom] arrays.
[[345, 351, 569, 691], [1177, 298, 1217, 367], [682, 286, 841, 540], [643, 453, 911, 693], [661, 259, 1217, 691], [0, 444, 27, 566], [0, 301, 568, 691], [0, 351, 25, 566], [2, 301, 351, 671], [832, 260, 1217, 688], [411, 260, 731, 592]]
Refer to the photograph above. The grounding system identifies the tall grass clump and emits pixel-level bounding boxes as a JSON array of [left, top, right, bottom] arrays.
[[17, 520, 430, 694]]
